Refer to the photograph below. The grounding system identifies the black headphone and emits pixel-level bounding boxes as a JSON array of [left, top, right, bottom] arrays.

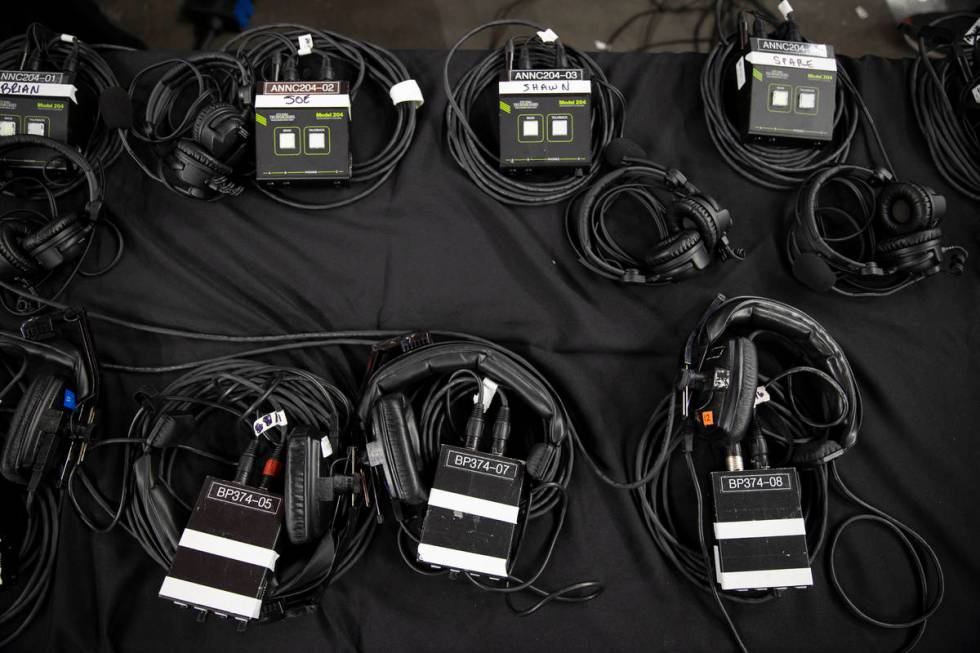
[[680, 296, 861, 466], [0, 135, 102, 283], [135, 53, 251, 200], [357, 340, 570, 514], [0, 326, 94, 495], [787, 165, 967, 296], [566, 138, 742, 285]]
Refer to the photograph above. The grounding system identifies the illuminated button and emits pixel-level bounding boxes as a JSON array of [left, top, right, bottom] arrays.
[[550, 116, 568, 137], [798, 89, 817, 110], [770, 88, 790, 108], [308, 131, 326, 151], [522, 117, 540, 138], [278, 131, 296, 150], [26, 120, 45, 136], [0, 120, 15, 137]]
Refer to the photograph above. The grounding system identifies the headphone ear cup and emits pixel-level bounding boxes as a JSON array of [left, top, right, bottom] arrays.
[[876, 228, 944, 274], [1, 375, 64, 484], [729, 337, 758, 444], [667, 196, 724, 252], [876, 183, 943, 234], [370, 394, 427, 505], [170, 139, 233, 198], [285, 430, 322, 545], [192, 102, 246, 161], [0, 222, 40, 280], [644, 229, 710, 278], [22, 214, 90, 271]]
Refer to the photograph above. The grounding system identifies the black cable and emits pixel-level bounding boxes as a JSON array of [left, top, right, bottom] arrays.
[[219, 24, 419, 210], [910, 13, 980, 200], [0, 24, 123, 199], [444, 20, 624, 205]]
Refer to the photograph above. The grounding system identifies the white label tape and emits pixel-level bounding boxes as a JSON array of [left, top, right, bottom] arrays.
[[475, 378, 499, 411], [297, 34, 314, 56], [537, 28, 559, 43], [320, 436, 333, 458], [253, 410, 287, 436], [255, 93, 351, 109], [777, 0, 794, 19], [735, 56, 746, 90], [745, 51, 837, 72], [498, 79, 592, 95], [0, 81, 78, 103], [389, 79, 424, 107]]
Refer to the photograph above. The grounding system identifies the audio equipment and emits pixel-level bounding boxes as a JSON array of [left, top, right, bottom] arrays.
[[566, 138, 742, 285], [786, 164, 967, 296]]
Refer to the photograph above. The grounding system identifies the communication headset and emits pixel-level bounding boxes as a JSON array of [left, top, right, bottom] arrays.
[[680, 295, 860, 466], [357, 340, 571, 515], [786, 164, 967, 296], [0, 135, 103, 285], [127, 53, 252, 200], [566, 138, 743, 285]]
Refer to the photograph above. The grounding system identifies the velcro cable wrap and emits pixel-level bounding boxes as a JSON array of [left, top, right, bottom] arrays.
[[389, 80, 424, 107]]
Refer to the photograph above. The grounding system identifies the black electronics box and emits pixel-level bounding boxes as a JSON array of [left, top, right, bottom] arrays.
[[253, 80, 351, 183], [498, 68, 592, 170], [418, 445, 526, 578], [0, 70, 74, 168], [710, 467, 813, 591], [733, 38, 837, 143], [158, 476, 283, 623]]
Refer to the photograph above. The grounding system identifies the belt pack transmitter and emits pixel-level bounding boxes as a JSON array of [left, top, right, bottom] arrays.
[[0, 70, 76, 168]]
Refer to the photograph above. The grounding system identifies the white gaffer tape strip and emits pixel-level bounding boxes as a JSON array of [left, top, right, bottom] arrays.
[[178, 528, 279, 570], [427, 488, 519, 524], [0, 82, 78, 102], [718, 567, 813, 591], [714, 517, 806, 540], [389, 79, 424, 107], [254, 94, 351, 109], [498, 80, 592, 95], [745, 51, 837, 72], [417, 543, 509, 577], [159, 576, 264, 619]]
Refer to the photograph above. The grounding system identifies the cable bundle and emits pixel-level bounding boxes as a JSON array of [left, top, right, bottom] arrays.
[[444, 19, 625, 205], [222, 24, 419, 210], [0, 24, 123, 197], [700, 8, 890, 188], [909, 13, 980, 200]]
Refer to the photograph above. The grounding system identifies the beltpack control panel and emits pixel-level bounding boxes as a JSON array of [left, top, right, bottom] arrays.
[[733, 38, 837, 143], [0, 70, 76, 168], [253, 80, 352, 183], [498, 68, 592, 170]]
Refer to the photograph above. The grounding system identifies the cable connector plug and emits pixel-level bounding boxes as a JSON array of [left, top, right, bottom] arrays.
[[464, 402, 485, 450]]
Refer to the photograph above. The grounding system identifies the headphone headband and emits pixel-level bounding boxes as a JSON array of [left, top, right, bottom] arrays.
[[0, 331, 91, 398], [0, 135, 102, 221]]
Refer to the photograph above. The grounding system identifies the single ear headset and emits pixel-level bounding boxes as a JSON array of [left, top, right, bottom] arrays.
[[566, 138, 743, 285], [787, 164, 967, 296], [0, 135, 102, 282], [681, 296, 860, 465], [136, 53, 251, 200], [0, 332, 91, 490], [357, 341, 572, 514]]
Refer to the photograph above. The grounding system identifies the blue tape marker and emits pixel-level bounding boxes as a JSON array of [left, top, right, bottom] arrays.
[[63, 389, 77, 410]]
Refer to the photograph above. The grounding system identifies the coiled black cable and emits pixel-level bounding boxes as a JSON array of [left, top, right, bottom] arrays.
[[700, 6, 891, 188], [444, 19, 625, 205], [909, 12, 980, 200], [221, 24, 419, 210], [0, 24, 123, 198]]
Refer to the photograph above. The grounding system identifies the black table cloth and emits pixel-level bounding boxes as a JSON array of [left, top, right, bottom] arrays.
[[4, 48, 979, 653]]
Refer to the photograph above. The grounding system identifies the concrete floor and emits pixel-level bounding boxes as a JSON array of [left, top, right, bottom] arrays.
[[97, 0, 915, 58]]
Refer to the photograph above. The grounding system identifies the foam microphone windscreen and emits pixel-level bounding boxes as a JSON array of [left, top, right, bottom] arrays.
[[793, 252, 837, 293], [99, 87, 133, 130], [603, 138, 646, 168]]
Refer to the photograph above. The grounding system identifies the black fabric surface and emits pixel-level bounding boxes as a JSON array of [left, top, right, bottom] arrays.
[[4, 49, 980, 653]]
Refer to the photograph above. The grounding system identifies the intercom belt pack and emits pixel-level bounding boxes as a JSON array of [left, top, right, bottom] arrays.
[[498, 68, 592, 169], [0, 70, 76, 168], [159, 476, 282, 623], [418, 444, 526, 577], [253, 80, 352, 182], [734, 38, 837, 143], [711, 467, 813, 591]]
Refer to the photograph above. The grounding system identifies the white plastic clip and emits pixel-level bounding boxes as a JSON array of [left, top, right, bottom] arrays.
[[389, 79, 424, 107], [297, 34, 314, 56], [253, 410, 288, 436], [777, 0, 794, 19], [754, 386, 771, 407], [320, 435, 334, 458], [60, 33, 77, 43], [594, 40, 610, 51], [536, 28, 559, 43]]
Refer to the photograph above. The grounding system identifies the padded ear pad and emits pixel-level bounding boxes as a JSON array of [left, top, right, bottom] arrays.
[[1, 375, 64, 484], [876, 228, 943, 273], [193, 103, 246, 161], [0, 222, 40, 280], [792, 439, 843, 466], [694, 337, 758, 444], [667, 196, 722, 252], [22, 214, 90, 270], [728, 338, 758, 444], [644, 229, 710, 277], [370, 394, 427, 505], [285, 432, 322, 545], [876, 183, 944, 234]]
